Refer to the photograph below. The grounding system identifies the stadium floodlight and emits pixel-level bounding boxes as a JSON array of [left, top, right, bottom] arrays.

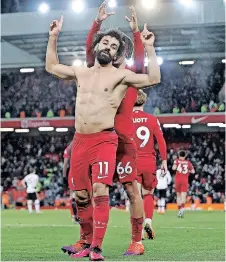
[[163, 124, 181, 128], [72, 0, 85, 13], [0, 128, 14, 132], [56, 128, 69, 132], [126, 58, 134, 67], [73, 59, 83, 66], [15, 129, 30, 133], [38, 127, 54, 132], [108, 0, 117, 8], [222, 59, 226, 63], [182, 125, 191, 129], [179, 60, 195, 65], [142, 0, 156, 9], [38, 3, 50, 13], [157, 56, 163, 65], [20, 68, 35, 73], [179, 0, 193, 7]]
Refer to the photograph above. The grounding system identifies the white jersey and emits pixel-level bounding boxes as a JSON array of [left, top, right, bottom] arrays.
[[22, 173, 39, 193], [156, 169, 172, 190]]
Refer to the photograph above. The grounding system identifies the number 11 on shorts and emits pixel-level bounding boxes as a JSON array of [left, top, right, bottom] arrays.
[[99, 161, 109, 176]]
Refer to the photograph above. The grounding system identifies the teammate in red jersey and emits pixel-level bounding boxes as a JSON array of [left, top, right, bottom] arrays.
[[132, 90, 167, 239], [172, 150, 195, 218]]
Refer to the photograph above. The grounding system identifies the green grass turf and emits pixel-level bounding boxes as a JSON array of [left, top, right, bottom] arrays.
[[1, 209, 225, 261]]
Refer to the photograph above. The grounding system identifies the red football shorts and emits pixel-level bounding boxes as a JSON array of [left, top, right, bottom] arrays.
[[175, 180, 188, 193], [136, 157, 157, 191], [114, 136, 137, 184], [68, 130, 118, 191]]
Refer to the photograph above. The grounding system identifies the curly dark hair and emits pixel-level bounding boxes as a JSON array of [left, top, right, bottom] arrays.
[[92, 28, 125, 58]]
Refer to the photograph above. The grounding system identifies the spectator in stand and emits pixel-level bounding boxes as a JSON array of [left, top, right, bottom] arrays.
[[201, 104, 208, 113], [1, 61, 224, 117]]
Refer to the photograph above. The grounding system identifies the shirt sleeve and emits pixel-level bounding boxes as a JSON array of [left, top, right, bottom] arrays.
[[86, 20, 102, 68], [63, 147, 69, 159], [188, 161, 194, 171], [133, 31, 145, 73], [153, 117, 167, 160], [167, 172, 172, 184]]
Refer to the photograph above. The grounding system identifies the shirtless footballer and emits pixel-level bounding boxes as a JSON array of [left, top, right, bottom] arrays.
[[46, 8, 160, 261], [84, 4, 153, 257]]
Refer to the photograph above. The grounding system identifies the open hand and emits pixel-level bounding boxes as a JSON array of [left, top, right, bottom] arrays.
[[125, 6, 139, 33], [141, 23, 155, 46], [96, 0, 115, 23], [49, 15, 64, 37]]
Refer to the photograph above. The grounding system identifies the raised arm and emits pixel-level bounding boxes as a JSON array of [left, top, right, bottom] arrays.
[[45, 16, 79, 80], [122, 24, 160, 88], [86, 1, 115, 67], [125, 6, 145, 73]]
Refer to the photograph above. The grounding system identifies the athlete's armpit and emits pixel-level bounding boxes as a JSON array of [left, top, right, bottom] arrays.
[[122, 69, 160, 89]]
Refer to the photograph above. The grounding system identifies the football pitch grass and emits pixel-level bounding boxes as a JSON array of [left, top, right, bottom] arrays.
[[1, 209, 225, 261]]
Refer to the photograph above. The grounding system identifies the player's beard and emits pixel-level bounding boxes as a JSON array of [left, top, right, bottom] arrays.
[[96, 50, 113, 65]]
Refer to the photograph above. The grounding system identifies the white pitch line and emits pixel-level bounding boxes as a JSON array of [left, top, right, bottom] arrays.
[[2, 224, 223, 230], [161, 226, 222, 230]]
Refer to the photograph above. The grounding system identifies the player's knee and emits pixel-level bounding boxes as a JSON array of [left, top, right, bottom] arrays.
[[124, 182, 140, 204], [143, 188, 154, 196], [35, 199, 40, 205], [27, 200, 33, 205], [75, 190, 91, 207], [93, 183, 109, 197]]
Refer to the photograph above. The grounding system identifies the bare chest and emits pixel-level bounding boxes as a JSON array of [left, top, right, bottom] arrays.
[[76, 69, 124, 96]]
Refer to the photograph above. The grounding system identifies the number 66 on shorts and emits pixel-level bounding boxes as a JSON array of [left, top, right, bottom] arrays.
[[115, 159, 137, 183]]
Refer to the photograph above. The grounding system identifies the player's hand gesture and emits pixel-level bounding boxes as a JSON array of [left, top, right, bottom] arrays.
[[49, 15, 64, 37], [96, 0, 115, 23], [141, 23, 155, 46], [125, 6, 139, 33]]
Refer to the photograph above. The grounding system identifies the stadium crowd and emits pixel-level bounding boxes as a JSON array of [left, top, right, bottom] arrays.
[[1, 131, 225, 208], [1, 61, 225, 118]]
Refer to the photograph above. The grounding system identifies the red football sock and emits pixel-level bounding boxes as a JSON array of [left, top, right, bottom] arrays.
[[178, 205, 181, 210], [143, 194, 154, 219], [76, 203, 93, 244], [80, 227, 86, 242], [131, 217, 143, 242], [181, 203, 185, 209], [91, 196, 110, 249]]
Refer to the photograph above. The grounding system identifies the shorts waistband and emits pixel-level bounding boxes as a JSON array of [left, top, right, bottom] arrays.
[[75, 128, 115, 138]]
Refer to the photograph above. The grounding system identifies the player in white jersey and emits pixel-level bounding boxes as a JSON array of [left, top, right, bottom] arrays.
[[22, 170, 40, 214], [156, 169, 172, 214]]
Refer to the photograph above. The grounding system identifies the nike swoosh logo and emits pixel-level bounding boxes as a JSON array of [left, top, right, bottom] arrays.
[[191, 116, 208, 124], [119, 175, 127, 179]]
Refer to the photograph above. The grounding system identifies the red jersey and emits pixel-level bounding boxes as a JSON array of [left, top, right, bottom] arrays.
[[174, 159, 194, 182], [132, 110, 167, 161], [86, 21, 144, 137]]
